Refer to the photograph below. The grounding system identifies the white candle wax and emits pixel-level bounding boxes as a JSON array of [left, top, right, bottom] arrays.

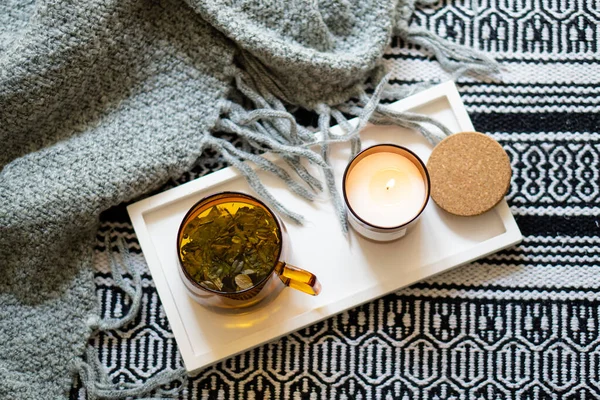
[[345, 151, 426, 228]]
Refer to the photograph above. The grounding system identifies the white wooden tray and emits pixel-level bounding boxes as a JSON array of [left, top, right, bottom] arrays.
[[127, 81, 522, 373]]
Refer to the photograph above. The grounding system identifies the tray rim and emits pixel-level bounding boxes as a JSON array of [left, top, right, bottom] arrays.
[[127, 80, 523, 372]]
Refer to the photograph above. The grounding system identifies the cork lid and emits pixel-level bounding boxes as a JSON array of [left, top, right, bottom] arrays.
[[426, 131, 511, 216]]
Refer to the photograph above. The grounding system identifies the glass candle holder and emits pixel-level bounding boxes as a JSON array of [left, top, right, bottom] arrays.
[[342, 144, 430, 242]]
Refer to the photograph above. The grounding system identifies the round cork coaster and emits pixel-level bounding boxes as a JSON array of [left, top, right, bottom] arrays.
[[427, 131, 511, 216]]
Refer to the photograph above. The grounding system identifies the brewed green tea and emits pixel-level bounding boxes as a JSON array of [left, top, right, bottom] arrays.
[[179, 201, 280, 293]]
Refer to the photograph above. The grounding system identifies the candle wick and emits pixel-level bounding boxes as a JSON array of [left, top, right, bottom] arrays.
[[386, 178, 396, 191]]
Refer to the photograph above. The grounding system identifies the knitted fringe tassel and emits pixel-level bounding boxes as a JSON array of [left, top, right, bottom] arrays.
[[210, 63, 468, 232], [396, 15, 499, 79], [71, 235, 187, 399]]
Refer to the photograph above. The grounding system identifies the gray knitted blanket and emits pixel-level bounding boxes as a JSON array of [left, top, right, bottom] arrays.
[[0, 0, 495, 398]]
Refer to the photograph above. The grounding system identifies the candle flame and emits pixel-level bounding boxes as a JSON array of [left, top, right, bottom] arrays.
[[386, 178, 395, 191]]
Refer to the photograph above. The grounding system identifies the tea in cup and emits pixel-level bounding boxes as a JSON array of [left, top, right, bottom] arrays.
[[177, 192, 321, 312]]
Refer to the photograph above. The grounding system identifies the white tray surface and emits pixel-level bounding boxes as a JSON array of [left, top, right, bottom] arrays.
[[128, 81, 522, 373]]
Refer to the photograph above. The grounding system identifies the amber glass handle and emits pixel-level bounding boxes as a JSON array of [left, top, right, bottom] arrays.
[[275, 262, 321, 296]]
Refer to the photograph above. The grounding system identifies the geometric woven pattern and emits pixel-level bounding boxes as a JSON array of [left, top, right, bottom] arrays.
[[72, 0, 600, 398]]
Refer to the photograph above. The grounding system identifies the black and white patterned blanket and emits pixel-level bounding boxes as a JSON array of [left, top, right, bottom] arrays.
[[73, 1, 600, 398]]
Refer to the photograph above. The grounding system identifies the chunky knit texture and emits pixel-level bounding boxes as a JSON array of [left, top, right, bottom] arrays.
[[0, 0, 496, 398], [1, 0, 233, 398]]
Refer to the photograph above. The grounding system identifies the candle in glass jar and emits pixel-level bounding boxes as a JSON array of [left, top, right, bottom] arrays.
[[344, 147, 427, 228]]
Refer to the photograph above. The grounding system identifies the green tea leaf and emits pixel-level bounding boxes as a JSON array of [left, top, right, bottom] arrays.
[[235, 274, 253, 290], [212, 276, 223, 290], [233, 259, 244, 273], [201, 281, 218, 291]]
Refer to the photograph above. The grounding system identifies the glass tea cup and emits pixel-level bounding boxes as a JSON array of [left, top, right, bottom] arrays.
[[176, 192, 321, 312]]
